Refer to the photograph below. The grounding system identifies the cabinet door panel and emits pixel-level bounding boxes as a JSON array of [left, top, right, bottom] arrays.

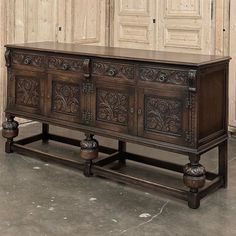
[[7, 70, 45, 115], [92, 82, 136, 134], [138, 87, 190, 146], [46, 73, 85, 124]]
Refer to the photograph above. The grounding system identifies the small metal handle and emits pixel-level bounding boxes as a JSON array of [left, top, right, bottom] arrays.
[[24, 58, 31, 65], [130, 107, 134, 114], [62, 63, 70, 70], [159, 73, 167, 82], [107, 68, 117, 77]]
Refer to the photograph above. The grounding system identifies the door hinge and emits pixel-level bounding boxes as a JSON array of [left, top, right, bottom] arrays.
[[82, 111, 93, 124], [82, 82, 94, 94]]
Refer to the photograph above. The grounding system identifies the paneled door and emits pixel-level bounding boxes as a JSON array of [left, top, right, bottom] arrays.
[[112, 0, 213, 54], [57, 0, 107, 46], [112, 0, 156, 49]]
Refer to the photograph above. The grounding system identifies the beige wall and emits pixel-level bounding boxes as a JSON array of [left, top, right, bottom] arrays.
[[0, 0, 232, 128]]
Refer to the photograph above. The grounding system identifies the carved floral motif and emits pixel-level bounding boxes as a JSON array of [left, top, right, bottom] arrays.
[[48, 56, 84, 72], [52, 82, 80, 114], [12, 52, 45, 67], [96, 89, 128, 125], [145, 95, 182, 135], [92, 61, 134, 80], [139, 66, 190, 85], [16, 77, 40, 107]]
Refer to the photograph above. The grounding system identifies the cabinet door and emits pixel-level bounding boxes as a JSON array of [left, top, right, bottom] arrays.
[[7, 69, 45, 115], [46, 73, 85, 124], [91, 82, 136, 134], [138, 87, 190, 146]]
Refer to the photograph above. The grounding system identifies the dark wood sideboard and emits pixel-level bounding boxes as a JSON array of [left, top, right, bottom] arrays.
[[2, 42, 230, 209]]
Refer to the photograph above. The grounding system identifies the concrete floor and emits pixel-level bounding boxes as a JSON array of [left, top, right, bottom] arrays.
[[0, 123, 236, 236]]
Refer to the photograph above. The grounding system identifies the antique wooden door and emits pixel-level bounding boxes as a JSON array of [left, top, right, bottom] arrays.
[[112, 0, 213, 54], [57, 0, 108, 46]]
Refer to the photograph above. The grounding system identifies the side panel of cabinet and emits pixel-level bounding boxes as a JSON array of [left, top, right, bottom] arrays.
[[7, 69, 45, 115], [46, 73, 85, 124], [138, 87, 191, 146], [91, 81, 136, 134]]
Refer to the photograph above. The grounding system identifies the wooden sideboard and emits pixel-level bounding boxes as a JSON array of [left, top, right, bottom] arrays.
[[2, 42, 230, 209]]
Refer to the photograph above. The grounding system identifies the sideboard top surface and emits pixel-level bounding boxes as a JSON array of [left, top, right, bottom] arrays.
[[5, 41, 230, 67]]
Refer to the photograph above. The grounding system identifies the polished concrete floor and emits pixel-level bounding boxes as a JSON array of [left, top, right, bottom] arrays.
[[0, 123, 236, 236]]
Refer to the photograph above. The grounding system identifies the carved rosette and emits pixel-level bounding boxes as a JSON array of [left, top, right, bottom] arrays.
[[80, 134, 99, 160], [183, 163, 206, 191], [2, 116, 19, 139]]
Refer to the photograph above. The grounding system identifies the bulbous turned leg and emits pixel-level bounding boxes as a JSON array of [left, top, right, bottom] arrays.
[[80, 134, 99, 177], [183, 154, 206, 209], [2, 115, 19, 153]]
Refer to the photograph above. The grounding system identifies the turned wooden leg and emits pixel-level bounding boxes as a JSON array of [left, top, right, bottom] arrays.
[[118, 140, 126, 166], [183, 154, 206, 209], [80, 133, 99, 177], [2, 115, 19, 153], [42, 123, 49, 143], [219, 140, 228, 188]]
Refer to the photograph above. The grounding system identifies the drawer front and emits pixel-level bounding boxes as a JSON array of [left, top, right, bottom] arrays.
[[139, 65, 193, 86], [48, 55, 88, 73], [12, 51, 45, 69], [92, 59, 135, 83]]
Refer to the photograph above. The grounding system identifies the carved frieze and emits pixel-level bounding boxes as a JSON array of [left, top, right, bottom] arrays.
[[48, 56, 84, 72], [139, 66, 190, 86], [52, 82, 80, 114], [96, 89, 129, 125], [12, 52, 45, 68], [145, 95, 182, 135], [16, 77, 40, 107], [92, 61, 135, 80]]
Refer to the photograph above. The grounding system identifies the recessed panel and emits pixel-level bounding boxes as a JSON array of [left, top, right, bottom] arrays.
[[119, 22, 149, 43], [164, 27, 201, 49], [16, 76, 40, 108], [52, 81, 80, 115], [165, 0, 202, 18], [119, 0, 149, 16], [144, 95, 183, 136]]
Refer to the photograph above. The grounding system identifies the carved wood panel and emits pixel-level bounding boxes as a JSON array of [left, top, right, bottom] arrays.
[[92, 83, 135, 134], [15, 76, 40, 108], [52, 81, 80, 115], [138, 87, 190, 146], [144, 95, 182, 135], [96, 88, 129, 125]]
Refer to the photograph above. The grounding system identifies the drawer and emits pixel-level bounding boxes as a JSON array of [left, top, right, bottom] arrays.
[[92, 59, 135, 83], [12, 51, 45, 69], [138, 65, 194, 86], [47, 55, 87, 73]]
